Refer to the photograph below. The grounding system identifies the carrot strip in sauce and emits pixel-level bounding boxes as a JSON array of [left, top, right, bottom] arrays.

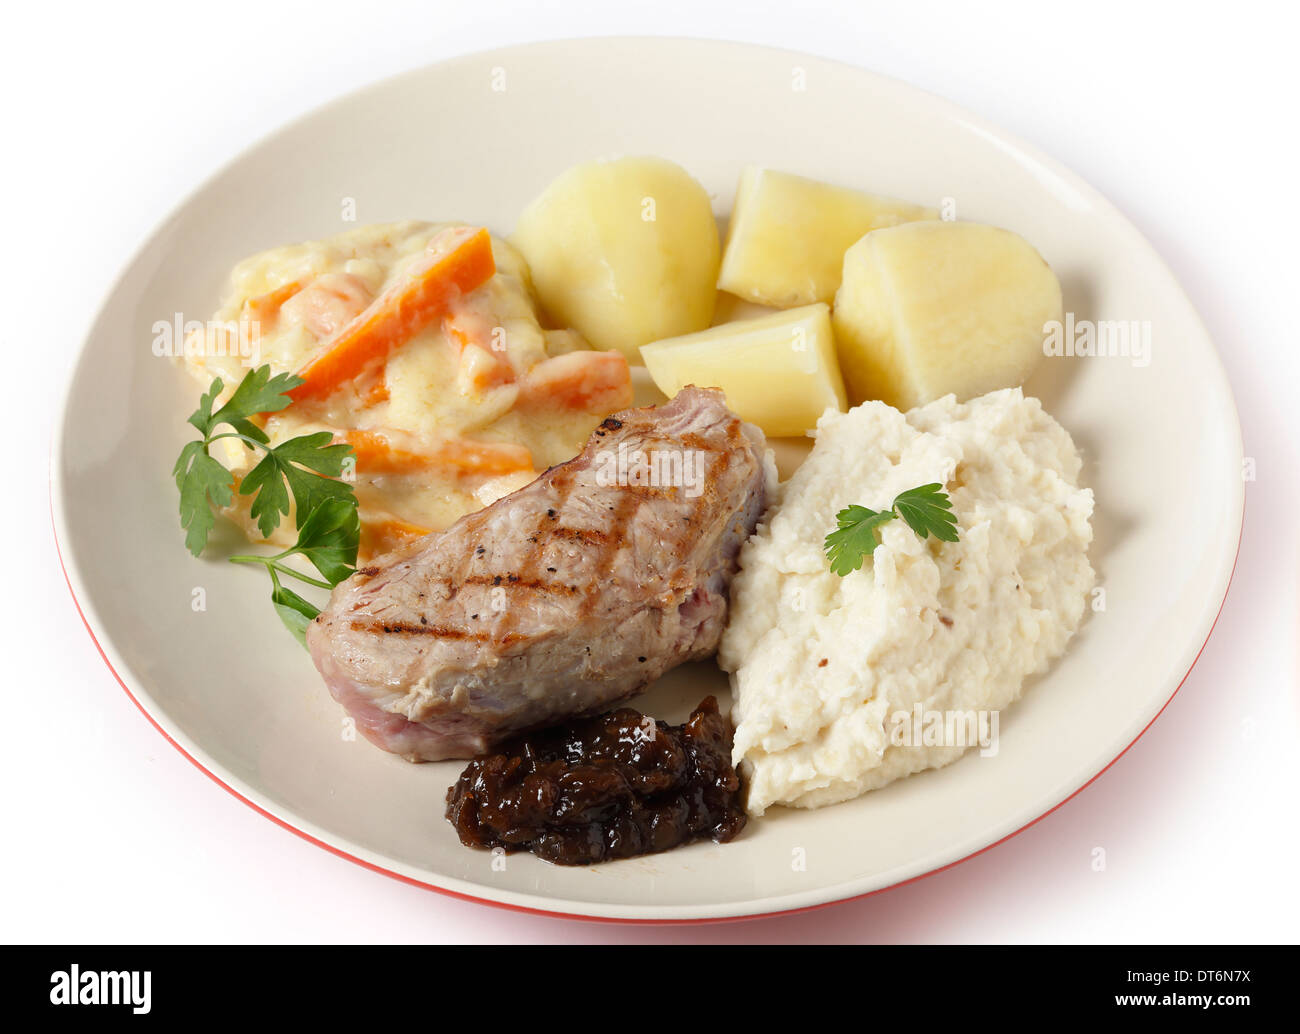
[[242, 280, 306, 322], [343, 430, 533, 477], [456, 342, 516, 393], [445, 310, 515, 391], [289, 227, 496, 403], [281, 273, 373, 340], [516, 351, 633, 413], [359, 513, 433, 559]]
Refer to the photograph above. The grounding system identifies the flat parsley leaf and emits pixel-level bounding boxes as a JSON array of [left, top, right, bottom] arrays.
[[214, 365, 300, 427], [240, 432, 355, 538], [292, 496, 360, 585], [824, 484, 960, 576], [176, 366, 305, 552], [823, 504, 897, 576], [892, 483, 960, 543], [173, 365, 360, 647], [173, 439, 234, 557], [186, 377, 225, 437], [269, 578, 321, 648], [175, 365, 355, 550], [231, 497, 358, 645]]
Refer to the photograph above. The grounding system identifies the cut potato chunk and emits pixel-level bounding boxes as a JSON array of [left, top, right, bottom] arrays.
[[641, 303, 846, 437], [832, 220, 1062, 409], [510, 157, 719, 362], [718, 167, 937, 308]]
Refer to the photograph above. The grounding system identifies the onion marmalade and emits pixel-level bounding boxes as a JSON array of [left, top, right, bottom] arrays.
[[445, 697, 746, 865]]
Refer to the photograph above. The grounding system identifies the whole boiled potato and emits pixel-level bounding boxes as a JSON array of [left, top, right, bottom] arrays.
[[832, 220, 1062, 409], [510, 157, 720, 361]]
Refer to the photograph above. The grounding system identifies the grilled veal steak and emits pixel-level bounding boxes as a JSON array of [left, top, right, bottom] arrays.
[[306, 387, 771, 761]]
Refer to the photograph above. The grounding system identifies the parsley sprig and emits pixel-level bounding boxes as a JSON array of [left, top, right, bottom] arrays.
[[823, 483, 959, 576], [173, 365, 359, 645]]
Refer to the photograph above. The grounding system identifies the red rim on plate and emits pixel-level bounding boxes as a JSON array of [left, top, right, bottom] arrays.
[[47, 39, 1246, 924], [50, 483, 1242, 924]]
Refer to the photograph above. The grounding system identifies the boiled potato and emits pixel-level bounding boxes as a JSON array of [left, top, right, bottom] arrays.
[[510, 157, 719, 361], [718, 167, 936, 308], [832, 220, 1062, 409], [640, 303, 846, 437]]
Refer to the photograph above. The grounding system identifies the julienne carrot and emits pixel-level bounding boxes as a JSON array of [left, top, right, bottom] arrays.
[[342, 429, 534, 477], [444, 310, 515, 392], [358, 511, 433, 559], [242, 279, 306, 322], [515, 350, 633, 413], [288, 226, 496, 404]]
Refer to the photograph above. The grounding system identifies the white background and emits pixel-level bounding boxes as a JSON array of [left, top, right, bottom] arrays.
[[4, 0, 1296, 943]]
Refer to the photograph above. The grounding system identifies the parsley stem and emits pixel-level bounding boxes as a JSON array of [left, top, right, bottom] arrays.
[[207, 430, 274, 451], [228, 554, 334, 590]]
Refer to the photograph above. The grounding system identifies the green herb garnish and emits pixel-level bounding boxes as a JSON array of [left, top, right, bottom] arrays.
[[173, 365, 359, 644], [823, 483, 959, 576]]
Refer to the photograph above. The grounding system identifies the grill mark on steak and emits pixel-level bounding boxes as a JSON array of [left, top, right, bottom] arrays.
[[576, 487, 642, 621], [398, 568, 587, 630], [550, 525, 608, 546], [459, 574, 580, 594], [350, 618, 526, 646], [350, 619, 484, 639], [517, 472, 564, 598]]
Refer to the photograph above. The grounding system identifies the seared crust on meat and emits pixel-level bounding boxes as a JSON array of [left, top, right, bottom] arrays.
[[306, 387, 770, 761]]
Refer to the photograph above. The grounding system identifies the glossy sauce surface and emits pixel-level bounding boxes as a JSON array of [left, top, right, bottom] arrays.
[[445, 697, 746, 865]]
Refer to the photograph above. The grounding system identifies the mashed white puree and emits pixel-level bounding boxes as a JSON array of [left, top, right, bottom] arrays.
[[718, 388, 1094, 815]]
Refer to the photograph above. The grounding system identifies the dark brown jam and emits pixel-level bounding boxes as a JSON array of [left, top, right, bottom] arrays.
[[445, 697, 746, 865]]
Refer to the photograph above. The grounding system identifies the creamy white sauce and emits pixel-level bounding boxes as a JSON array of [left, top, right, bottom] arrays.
[[182, 221, 626, 555]]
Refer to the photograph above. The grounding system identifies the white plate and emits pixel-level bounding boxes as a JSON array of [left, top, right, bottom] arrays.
[[52, 38, 1242, 922]]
